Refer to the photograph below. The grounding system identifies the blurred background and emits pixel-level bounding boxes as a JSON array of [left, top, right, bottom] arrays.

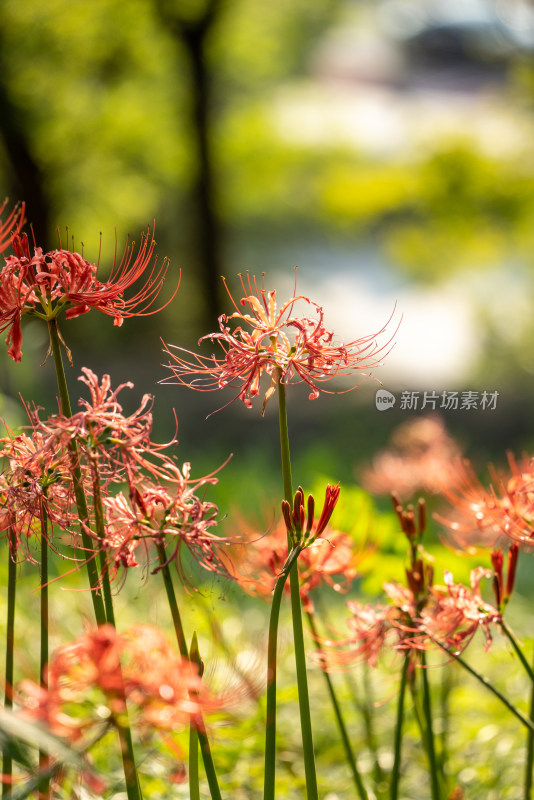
[[3, 8, 534, 794], [2, 0, 534, 495]]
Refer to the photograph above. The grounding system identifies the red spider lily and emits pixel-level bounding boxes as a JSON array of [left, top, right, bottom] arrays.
[[18, 624, 234, 740], [330, 583, 425, 669], [331, 599, 399, 669], [10, 370, 229, 586], [0, 225, 178, 361], [120, 625, 233, 732], [0, 199, 25, 253], [421, 568, 501, 653], [323, 564, 501, 670], [100, 472, 228, 588], [0, 424, 76, 559], [436, 455, 534, 551], [163, 271, 397, 413], [363, 416, 462, 500], [37, 368, 173, 483]]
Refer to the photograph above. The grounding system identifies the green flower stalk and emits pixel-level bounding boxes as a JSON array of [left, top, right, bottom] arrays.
[[47, 319, 107, 626], [2, 527, 17, 799], [189, 633, 202, 800], [38, 497, 50, 800], [391, 654, 410, 800], [264, 544, 302, 800]]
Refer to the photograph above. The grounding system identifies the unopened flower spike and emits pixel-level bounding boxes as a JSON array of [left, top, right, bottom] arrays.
[[491, 543, 519, 612], [392, 492, 427, 542], [283, 484, 341, 549], [392, 493, 432, 601]]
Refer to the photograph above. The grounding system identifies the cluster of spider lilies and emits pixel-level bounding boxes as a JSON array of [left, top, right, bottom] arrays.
[[1, 198, 534, 799]]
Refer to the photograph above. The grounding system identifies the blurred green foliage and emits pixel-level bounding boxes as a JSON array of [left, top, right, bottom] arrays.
[[1, 0, 533, 275]]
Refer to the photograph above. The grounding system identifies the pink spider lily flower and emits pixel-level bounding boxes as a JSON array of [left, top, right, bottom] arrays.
[[38, 368, 171, 482], [363, 416, 462, 500], [0, 224, 178, 361], [0, 424, 76, 559], [163, 271, 397, 413], [0, 199, 25, 253], [100, 471, 229, 588], [18, 624, 235, 742], [436, 455, 534, 551], [421, 567, 501, 653], [324, 599, 397, 669], [322, 563, 501, 670]]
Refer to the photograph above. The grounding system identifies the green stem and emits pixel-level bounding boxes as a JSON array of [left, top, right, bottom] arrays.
[[197, 725, 222, 800], [155, 544, 222, 799], [92, 467, 142, 800], [90, 462, 116, 626], [264, 545, 301, 800], [501, 620, 534, 682], [189, 634, 201, 800], [390, 654, 409, 800], [277, 382, 293, 504], [47, 319, 106, 626], [434, 639, 534, 733], [277, 383, 318, 800], [420, 652, 441, 800], [113, 715, 143, 800], [438, 669, 452, 785], [524, 644, 534, 800], [38, 502, 50, 799], [189, 725, 200, 800], [156, 541, 188, 658], [2, 528, 17, 798], [360, 664, 386, 789], [306, 611, 368, 800], [500, 620, 534, 798]]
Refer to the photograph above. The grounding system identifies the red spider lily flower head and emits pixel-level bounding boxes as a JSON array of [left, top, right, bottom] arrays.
[[0, 422, 76, 558], [38, 368, 168, 482], [162, 270, 397, 414], [363, 416, 462, 500], [435, 454, 534, 552], [18, 624, 237, 745], [328, 598, 405, 669], [321, 563, 500, 671], [99, 467, 229, 589], [120, 626, 232, 732], [421, 567, 501, 653], [0, 223, 178, 361], [0, 199, 25, 253], [9, 370, 229, 587]]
